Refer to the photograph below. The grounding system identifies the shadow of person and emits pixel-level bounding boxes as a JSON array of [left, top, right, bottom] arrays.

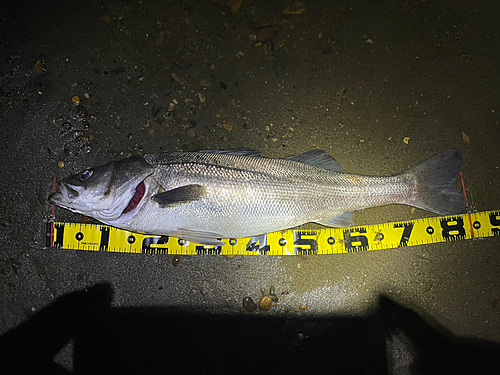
[[1, 283, 499, 374]]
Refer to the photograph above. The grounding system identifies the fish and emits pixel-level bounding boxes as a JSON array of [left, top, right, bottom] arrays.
[[49, 149, 466, 246]]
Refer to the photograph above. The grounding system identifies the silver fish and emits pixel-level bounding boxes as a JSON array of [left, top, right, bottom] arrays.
[[49, 149, 466, 245]]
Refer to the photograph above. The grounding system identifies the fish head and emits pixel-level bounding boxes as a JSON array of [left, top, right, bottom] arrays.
[[49, 156, 155, 222]]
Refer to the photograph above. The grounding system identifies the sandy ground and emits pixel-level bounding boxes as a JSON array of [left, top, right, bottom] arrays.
[[1, 0, 499, 373]]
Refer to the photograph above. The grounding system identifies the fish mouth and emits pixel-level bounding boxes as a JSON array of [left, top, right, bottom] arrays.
[[49, 182, 80, 206], [122, 180, 146, 214], [48, 192, 62, 204]]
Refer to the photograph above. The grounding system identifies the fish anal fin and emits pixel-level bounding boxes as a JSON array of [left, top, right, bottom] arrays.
[[152, 184, 206, 207], [315, 212, 354, 228]]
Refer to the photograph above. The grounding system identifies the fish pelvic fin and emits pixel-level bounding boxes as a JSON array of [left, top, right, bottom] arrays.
[[175, 229, 226, 246], [406, 149, 466, 215]]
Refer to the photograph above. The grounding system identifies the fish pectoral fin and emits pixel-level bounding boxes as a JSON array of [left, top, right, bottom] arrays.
[[287, 150, 345, 172], [174, 229, 226, 246], [315, 212, 354, 228], [152, 184, 206, 207]]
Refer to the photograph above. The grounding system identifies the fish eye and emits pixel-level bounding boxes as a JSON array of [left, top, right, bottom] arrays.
[[80, 169, 93, 181]]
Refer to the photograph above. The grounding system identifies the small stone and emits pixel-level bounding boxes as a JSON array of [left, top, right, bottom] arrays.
[[58, 161, 64, 168], [256, 27, 274, 42], [253, 17, 272, 28], [72, 96, 80, 105], [269, 286, 279, 302], [243, 297, 257, 312], [196, 92, 206, 103], [259, 296, 272, 311], [34, 60, 44, 72], [187, 128, 196, 137], [199, 79, 211, 87], [172, 256, 180, 267], [84, 93, 90, 99], [228, 0, 242, 13], [283, 2, 306, 15], [223, 123, 233, 132]]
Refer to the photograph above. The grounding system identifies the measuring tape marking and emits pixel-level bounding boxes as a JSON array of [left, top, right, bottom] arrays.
[[45, 211, 500, 255]]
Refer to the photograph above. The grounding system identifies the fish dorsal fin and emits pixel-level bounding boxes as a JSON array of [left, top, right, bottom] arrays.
[[287, 150, 345, 172], [152, 184, 206, 207], [200, 148, 262, 157]]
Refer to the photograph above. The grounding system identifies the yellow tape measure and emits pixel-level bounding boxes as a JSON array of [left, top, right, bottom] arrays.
[[45, 210, 500, 255]]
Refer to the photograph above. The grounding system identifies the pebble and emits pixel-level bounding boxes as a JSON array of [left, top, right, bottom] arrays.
[[259, 296, 272, 311], [268, 286, 279, 302], [242, 297, 257, 312], [258, 288, 273, 311], [84, 93, 90, 99], [172, 256, 180, 267], [34, 60, 44, 72], [58, 161, 64, 168], [199, 79, 211, 87], [283, 2, 306, 15], [72, 96, 80, 105], [196, 92, 206, 103], [256, 27, 274, 42]]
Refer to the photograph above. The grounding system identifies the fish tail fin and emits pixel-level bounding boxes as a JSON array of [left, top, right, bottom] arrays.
[[406, 149, 466, 215]]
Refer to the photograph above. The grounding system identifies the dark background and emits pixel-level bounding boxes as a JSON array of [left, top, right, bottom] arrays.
[[1, 0, 499, 372]]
